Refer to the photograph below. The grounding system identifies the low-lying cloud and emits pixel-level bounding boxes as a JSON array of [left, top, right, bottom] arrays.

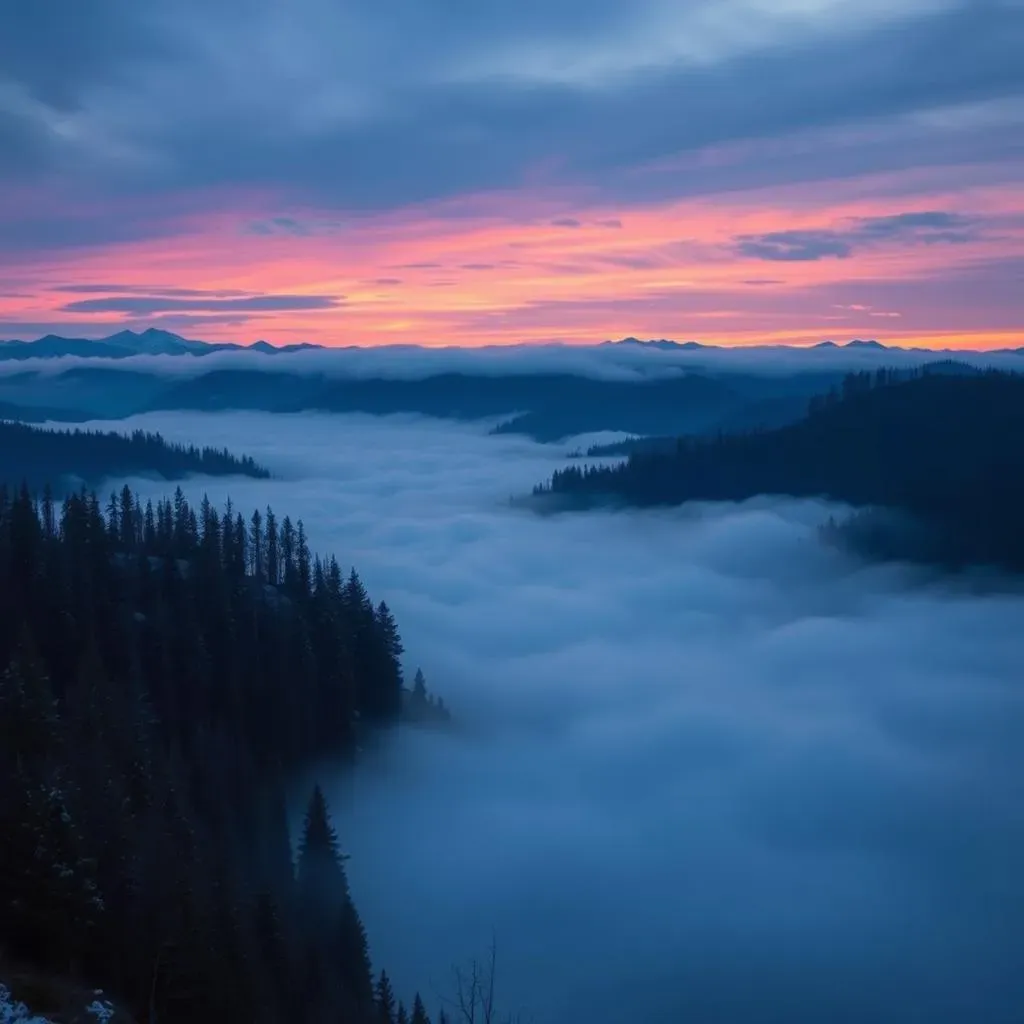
[[4, 337, 1024, 386], [96, 409, 1024, 1024]]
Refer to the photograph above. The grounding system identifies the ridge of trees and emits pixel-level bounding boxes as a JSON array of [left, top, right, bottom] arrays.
[[0, 481, 440, 1022], [537, 367, 1024, 571], [0, 420, 269, 491]]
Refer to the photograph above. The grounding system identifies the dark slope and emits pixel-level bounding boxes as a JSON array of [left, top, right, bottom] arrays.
[[0, 420, 268, 491], [3, 358, 848, 442], [580, 361, 990, 458], [539, 370, 1024, 571], [0, 485, 418, 1023], [0, 400, 92, 423], [151, 368, 845, 441], [0, 367, 181, 419], [155, 368, 328, 413]]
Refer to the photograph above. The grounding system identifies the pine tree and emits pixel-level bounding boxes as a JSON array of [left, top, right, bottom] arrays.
[[377, 601, 404, 684], [249, 510, 264, 580], [0, 644, 104, 969], [413, 668, 427, 702], [297, 786, 348, 900], [375, 970, 396, 1024], [264, 507, 279, 585], [296, 520, 311, 594], [0, 481, 436, 1024], [411, 993, 431, 1024]]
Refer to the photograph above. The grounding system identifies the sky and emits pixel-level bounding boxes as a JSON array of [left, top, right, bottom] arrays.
[[2, 0, 1023, 349], [109, 409, 1024, 1023]]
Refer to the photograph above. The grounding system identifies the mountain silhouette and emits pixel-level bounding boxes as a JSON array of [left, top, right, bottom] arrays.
[[0, 328, 322, 360]]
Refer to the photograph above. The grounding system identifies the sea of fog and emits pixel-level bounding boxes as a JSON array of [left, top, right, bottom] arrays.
[[98, 410, 1024, 1024]]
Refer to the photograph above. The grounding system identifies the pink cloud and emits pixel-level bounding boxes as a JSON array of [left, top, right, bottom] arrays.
[[1, 168, 1022, 350]]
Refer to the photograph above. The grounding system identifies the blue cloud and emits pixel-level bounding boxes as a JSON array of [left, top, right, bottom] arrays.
[[735, 231, 854, 262], [736, 211, 983, 262], [0, 0, 1020, 247]]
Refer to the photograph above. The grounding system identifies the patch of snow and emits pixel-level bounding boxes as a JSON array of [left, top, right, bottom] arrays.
[[0, 984, 55, 1024], [85, 999, 116, 1022]]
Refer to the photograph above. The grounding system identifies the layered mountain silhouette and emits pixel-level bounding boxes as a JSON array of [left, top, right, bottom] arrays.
[[5, 332, 1023, 362], [0, 327, 322, 360], [2, 331, 1022, 442]]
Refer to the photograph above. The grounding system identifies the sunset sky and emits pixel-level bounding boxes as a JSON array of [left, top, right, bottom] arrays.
[[1, 0, 1022, 349]]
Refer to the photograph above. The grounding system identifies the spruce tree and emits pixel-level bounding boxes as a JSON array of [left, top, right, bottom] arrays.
[[413, 668, 427, 702], [375, 970, 396, 1024], [0, 481, 436, 1024], [411, 993, 431, 1024], [296, 784, 349, 906]]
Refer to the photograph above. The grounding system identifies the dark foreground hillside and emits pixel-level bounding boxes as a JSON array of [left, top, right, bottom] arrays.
[[0, 482, 438, 1023], [539, 369, 1024, 572], [0, 420, 269, 490]]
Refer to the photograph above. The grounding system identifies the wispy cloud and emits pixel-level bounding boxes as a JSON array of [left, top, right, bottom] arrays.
[[735, 211, 980, 262], [2, 176, 1021, 349], [59, 294, 345, 315], [50, 283, 254, 297], [245, 217, 345, 237], [735, 230, 855, 262]]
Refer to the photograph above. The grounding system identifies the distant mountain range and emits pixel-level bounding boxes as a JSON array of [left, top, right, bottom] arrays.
[[604, 336, 1024, 354], [0, 328, 322, 360], [1, 330, 1021, 443], [3, 331, 1022, 362]]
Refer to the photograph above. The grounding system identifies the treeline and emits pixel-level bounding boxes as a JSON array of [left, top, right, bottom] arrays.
[[0, 481, 439, 1023], [538, 368, 1024, 571], [0, 420, 269, 490]]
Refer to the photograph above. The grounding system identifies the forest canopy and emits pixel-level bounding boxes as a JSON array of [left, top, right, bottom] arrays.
[[0, 480, 440, 1023], [538, 369, 1024, 572], [0, 420, 269, 491]]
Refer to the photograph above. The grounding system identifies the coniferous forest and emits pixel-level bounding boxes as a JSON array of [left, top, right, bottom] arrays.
[[0, 420, 269, 491], [538, 368, 1024, 572], [0, 481, 436, 1023]]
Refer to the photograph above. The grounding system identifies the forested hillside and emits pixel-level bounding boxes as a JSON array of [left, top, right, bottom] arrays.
[[539, 369, 1024, 571], [0, 362, 846, 441], [0, 420, 268, 490], [0, 482, 436, 1023]]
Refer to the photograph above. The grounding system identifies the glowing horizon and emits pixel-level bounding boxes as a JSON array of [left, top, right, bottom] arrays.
[[1, 1, 1022, 351]]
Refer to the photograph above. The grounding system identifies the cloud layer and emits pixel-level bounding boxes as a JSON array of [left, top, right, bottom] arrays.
[[99, 409, 1024, 1024], [8, 336, 1024, 389]]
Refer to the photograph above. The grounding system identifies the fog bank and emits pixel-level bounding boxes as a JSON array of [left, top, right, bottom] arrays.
[[8, 338, 1024, 383], [103, 410, 1024, 1024]]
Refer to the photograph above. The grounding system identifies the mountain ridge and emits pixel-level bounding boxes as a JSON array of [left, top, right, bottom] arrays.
[[0, 327, 322, 360], [4, 331, 1024, 362]]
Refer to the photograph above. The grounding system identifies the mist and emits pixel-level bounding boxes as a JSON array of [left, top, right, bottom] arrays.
[[100, 410, 1024, 1024], [7, 337, 1024, 384]]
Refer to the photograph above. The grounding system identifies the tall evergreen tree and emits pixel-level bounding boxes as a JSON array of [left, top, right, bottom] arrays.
[[411, 993, 431, 1024], [375, 970, 397, 1024], [0, 482, 427, 1024]]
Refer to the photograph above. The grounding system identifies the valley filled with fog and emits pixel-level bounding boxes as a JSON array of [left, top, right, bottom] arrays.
[[99, 409, 1024, 1024]]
